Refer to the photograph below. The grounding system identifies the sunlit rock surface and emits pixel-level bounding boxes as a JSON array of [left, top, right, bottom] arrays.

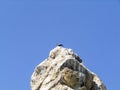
[[30, 46, 106, 90]]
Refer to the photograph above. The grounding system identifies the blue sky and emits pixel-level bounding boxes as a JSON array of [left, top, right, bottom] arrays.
[[0, 0, 120, 90]]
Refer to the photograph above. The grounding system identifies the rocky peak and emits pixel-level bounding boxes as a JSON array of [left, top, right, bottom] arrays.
[[30, 46, 106, 90]]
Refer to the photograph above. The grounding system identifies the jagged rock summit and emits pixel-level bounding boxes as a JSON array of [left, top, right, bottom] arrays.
[[31, 46, 106, 90]]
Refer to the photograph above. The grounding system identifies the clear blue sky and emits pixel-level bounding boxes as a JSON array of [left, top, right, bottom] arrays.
[[0, 0, 120, 90]]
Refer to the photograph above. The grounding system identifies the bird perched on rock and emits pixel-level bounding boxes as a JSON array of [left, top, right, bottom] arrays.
[[57, 43, 63, 47]]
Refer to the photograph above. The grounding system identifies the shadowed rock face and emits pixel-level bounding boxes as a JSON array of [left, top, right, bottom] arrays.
[[30, 46, 106, 90]]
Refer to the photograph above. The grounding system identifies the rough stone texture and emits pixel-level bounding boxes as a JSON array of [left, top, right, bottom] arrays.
[[30, 46, 106, 90]]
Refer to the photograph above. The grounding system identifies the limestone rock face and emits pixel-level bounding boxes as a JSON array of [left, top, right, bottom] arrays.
[[30, 46, 106, 90]]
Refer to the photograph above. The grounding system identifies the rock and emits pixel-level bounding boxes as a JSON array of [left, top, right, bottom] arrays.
[[30, 46, 106, 90]]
